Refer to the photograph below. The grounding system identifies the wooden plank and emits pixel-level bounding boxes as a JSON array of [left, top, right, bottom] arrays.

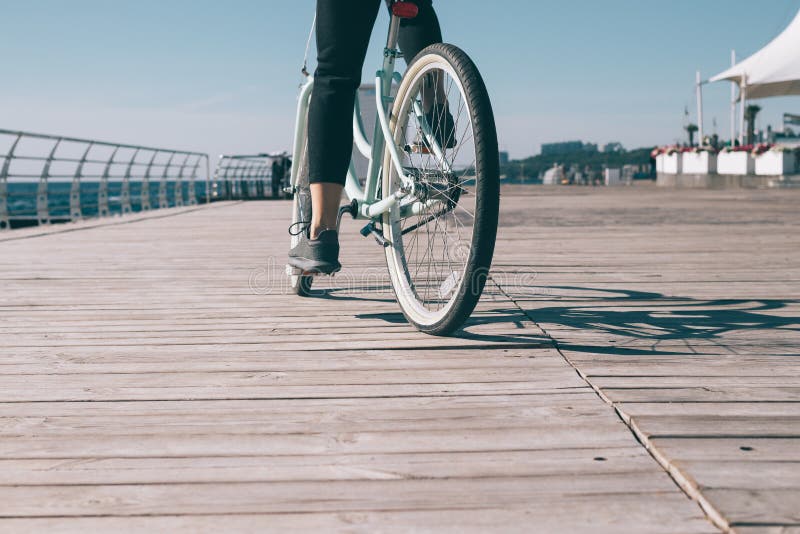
[[602, 387, 800, 403], [0, 447, 656, 485], [0, 381, 586, 403], [0, 394, 614, 437], [619, 402, 800, 418], [0, 476, 692, 517], [592, 377, 800, 388], [630, 416, 800, 437], [650, 438, 800, 462], [0, 425, 637, 459], [673, 461, 800, 490], [0, 495, 717, 534], [701, 489, 800, 525]]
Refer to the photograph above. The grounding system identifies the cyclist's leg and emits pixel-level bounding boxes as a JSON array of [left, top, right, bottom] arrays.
[[396, 0, 442, 64], [395, 1, 454, 147], [308, 0, 381, 239]]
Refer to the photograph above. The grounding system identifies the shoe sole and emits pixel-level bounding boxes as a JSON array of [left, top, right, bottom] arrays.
[[288, 257, 342, 275]]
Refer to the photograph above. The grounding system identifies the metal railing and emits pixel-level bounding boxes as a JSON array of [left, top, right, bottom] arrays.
[[211, 153, 290, 200], [0, 129, 210, 230]]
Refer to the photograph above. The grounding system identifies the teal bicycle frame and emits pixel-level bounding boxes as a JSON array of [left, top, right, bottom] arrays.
[[289, 12, 451, 223]]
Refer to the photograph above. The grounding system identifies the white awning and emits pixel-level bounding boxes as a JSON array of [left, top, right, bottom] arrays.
[[711, 9, 800, 98]]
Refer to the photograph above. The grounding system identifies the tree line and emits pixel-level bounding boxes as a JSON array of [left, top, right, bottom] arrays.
[[502, 147, 654, 181]]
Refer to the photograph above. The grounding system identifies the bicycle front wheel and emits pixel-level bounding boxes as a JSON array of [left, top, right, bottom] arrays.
[[382, 43, 500, 335]]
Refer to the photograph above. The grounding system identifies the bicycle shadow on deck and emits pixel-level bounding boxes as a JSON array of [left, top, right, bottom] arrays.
[[506, 286, 800, 356], [312, 284, 550, 345], [355, 307, 551, 346], [345, 284, 800, 353]]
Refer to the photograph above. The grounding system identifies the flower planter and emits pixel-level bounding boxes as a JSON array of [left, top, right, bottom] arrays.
[[755, 151, 798, 176], [604, 168, 624, 186], [681, 152, 717, 174], [662, 153, 682, 174], [717, 151, 754, 175], [655, 154, 665, 173]]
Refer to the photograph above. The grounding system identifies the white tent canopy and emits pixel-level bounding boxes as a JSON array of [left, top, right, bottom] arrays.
[[711, 8, 800, 99]]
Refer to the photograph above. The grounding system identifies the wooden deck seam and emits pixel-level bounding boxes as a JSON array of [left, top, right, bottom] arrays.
[[490, 276, 728, 533]]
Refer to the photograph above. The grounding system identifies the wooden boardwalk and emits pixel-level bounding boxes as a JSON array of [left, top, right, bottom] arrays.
[[0, 184, 797, 532]]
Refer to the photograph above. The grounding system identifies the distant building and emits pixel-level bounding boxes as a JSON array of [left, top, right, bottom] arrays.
[[499, 151, 509, 165], [542, 163, 565, 185], [603, 142, 624, 153], [541, 141, 598, 156]]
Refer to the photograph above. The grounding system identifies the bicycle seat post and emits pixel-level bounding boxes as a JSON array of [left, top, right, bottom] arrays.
[[386, 13, 401, 54], [386, 2, 418, 57]]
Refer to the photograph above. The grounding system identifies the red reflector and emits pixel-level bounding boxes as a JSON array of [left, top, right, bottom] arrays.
[[392, 2, 419, 18]]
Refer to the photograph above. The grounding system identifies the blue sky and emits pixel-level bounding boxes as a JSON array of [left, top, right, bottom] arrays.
[[1, 0, 799, 159]]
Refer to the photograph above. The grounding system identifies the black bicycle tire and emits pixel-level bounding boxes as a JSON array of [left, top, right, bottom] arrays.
[[385, 43, 500, 336]]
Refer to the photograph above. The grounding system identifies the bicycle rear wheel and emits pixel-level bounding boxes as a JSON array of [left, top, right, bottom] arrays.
[[289, 126, 314, 297], [382, 43, 500, 335]]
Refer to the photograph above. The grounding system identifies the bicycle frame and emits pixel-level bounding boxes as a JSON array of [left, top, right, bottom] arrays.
[[290, 12, 447, 222]]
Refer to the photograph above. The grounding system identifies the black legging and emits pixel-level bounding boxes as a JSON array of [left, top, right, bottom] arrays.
[[308, 0, 442, 185]]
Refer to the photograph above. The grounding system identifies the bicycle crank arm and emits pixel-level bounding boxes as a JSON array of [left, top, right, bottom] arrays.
[[360, 187, 410, 218]]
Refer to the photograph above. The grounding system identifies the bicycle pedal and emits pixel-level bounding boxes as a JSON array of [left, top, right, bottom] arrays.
[[406, 143, 432, 155], [360, 222, 391, 248]]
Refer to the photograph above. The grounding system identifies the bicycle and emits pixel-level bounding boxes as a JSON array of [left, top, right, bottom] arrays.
[[287, 1, 500, 336]]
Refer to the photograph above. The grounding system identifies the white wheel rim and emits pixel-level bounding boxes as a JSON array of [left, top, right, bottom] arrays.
[[383, 55, 478, 327]]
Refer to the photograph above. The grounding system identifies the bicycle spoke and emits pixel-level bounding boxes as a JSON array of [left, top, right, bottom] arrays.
[[388, 63, 480, 313]]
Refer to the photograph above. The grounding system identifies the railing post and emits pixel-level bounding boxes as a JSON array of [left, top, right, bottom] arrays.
[[188, 156, 202, 206], [220, 157, 233, 200], [0, 133, 22, 231], [121, 148, 139, 215], [38, 139, 62, 225], [211, 155, 225, 202], [258, 160, 269, 198], [255, 161, 265, 198], [236, 159, 249, 199], [160, 152, 175, 209], [141, 151, 158, 212], [71, 142, 94, 222], [204, 155, 211, 204], [254, 161, 264, 198], [233, 158, 244, 199], [174, 154, 190, 207], [243, 161, 257, 200], [219, 157, 230, 199], [265, 158, 272, 198], [230, 158, 238, 199], [98, 147, 118, 218], [234, 159, 241, 198]]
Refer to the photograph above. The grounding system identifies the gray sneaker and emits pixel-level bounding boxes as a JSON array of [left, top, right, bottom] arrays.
[[288, 229, 341, 274]]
